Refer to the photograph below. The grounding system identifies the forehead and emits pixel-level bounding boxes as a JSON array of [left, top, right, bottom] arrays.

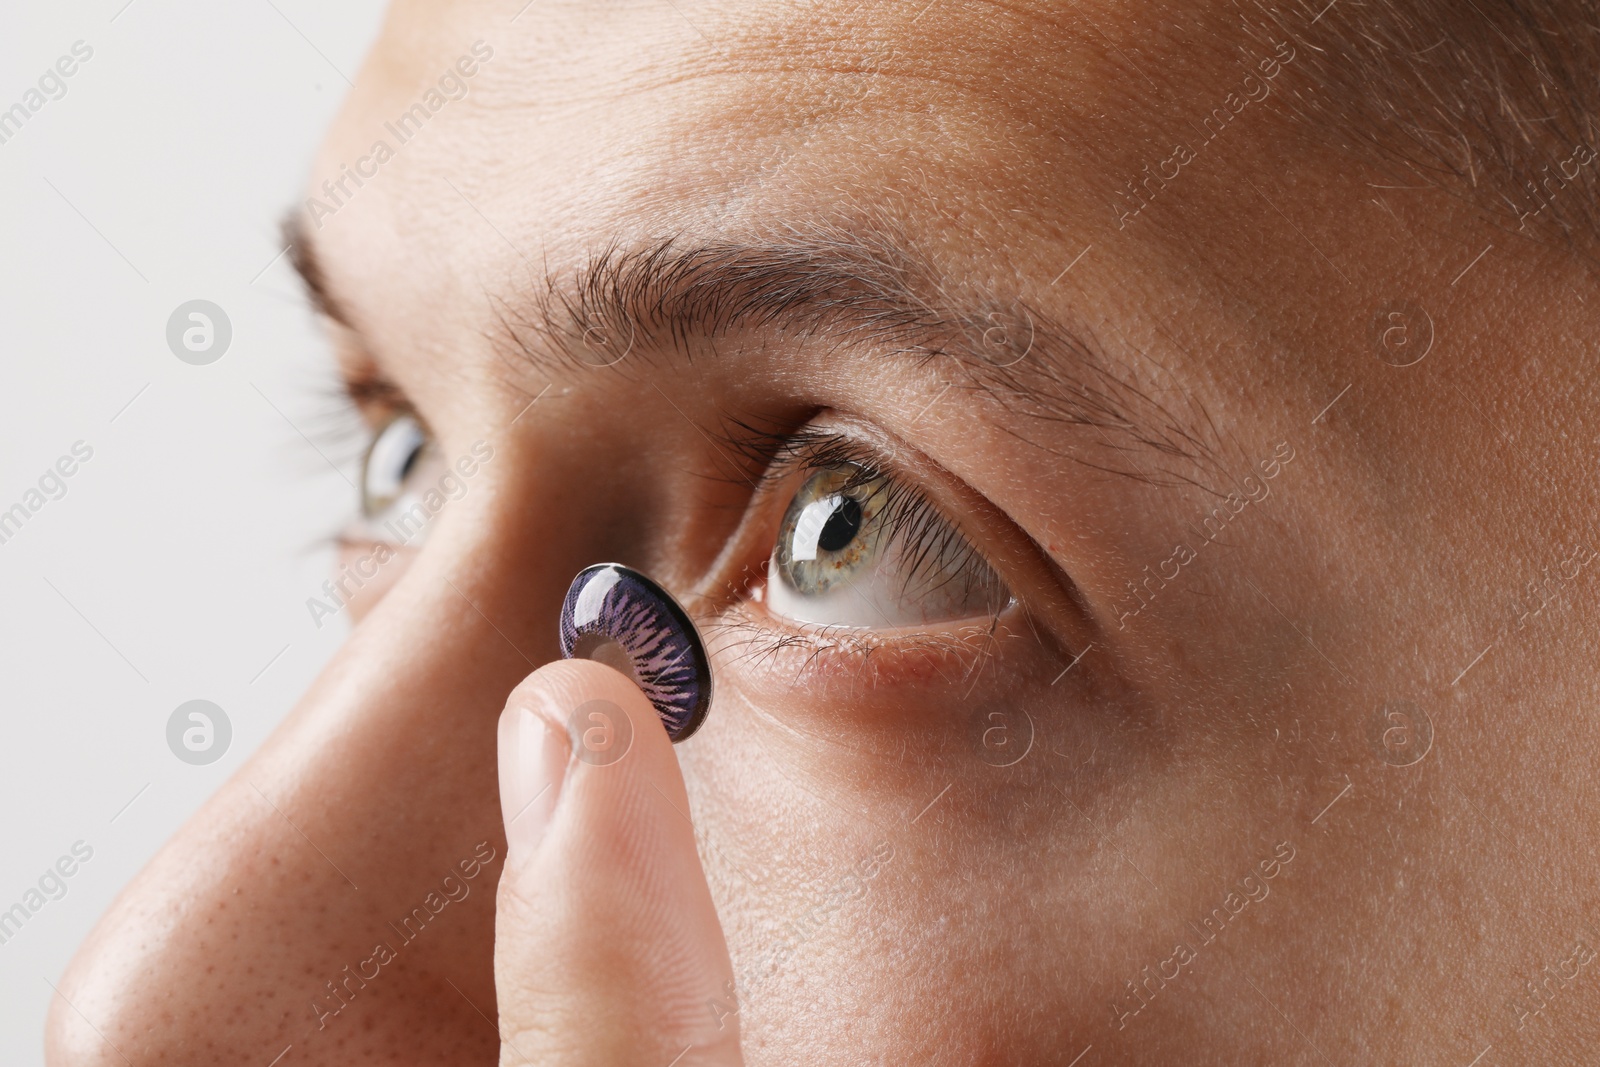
[[309, 0, 1317, 378]]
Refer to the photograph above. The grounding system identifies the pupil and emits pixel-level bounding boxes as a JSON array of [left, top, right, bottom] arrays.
[[816, 496, 862, 553], [398, 444, 423, 481]]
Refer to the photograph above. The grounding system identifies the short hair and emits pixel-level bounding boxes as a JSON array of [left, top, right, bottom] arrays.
[[1239, 0, 1600, 257]]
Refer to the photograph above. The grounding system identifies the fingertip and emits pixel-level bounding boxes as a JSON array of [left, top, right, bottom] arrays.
[[497, 687, 570, 870], [498, 658, 682, 872], [492, 659, 741, 1064], [508, 657, 672, 754]]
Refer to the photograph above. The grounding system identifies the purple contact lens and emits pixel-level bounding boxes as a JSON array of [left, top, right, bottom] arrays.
[[558, 563, 712, 743]]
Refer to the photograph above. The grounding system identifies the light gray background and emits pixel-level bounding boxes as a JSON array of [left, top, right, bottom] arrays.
[[0, 2, 389, 1061]]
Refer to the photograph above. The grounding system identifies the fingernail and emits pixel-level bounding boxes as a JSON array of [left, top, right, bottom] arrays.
[[498, 704, 571, 870]]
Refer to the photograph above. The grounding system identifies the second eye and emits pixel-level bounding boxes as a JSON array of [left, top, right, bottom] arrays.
[[360, 412, 436, 520]]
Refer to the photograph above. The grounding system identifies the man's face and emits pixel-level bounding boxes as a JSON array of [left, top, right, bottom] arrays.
[[50, 0, 1600, 1064]]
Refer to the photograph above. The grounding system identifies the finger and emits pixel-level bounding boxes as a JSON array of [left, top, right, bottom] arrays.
[[494, 657, 742, 1067]]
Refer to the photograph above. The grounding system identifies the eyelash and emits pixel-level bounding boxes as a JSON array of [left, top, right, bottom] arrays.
[[330, 378, 1020, 676], [308, 370, 419, 541], [708, 419, 1012, 673], [762, 429, 993, 598]]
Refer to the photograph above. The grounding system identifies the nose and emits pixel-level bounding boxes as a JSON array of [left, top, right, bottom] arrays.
[[45, 527, 558, 1066]]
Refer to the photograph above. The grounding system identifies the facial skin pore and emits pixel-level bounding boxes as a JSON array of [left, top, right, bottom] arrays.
[[48, 1, 1600, 1064]]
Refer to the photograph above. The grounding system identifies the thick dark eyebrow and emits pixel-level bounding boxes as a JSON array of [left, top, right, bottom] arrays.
[[497, 228, 1221, 488], [287, 207, 1218, 486]]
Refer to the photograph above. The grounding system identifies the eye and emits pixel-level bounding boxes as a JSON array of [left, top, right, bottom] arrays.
[[767, 460, 1012, 628], [360, 412, 434, 519]]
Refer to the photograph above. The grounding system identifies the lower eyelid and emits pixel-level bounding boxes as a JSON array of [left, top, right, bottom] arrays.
[[705, 598, 1018, 689]]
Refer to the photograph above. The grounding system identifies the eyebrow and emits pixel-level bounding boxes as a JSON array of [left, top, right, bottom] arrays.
[[287, 212, 1219, 486], [499, 227, 1220, 487], [285, 213, 352, 328]]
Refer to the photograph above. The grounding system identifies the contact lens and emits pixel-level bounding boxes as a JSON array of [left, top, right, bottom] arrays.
[[558, 563, 713, 743]]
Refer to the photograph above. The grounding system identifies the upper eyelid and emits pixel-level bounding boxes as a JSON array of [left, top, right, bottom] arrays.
[[291, 203, 1221, 493], [343, 372, 413, 416], [751, 429, 885, 491], [714, 418, 904, 494], [733, 422, 1004, 592], [716, 416, 987, 536], [492, 232, 1220, 489]]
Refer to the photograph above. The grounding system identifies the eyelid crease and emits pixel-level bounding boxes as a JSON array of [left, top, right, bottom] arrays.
[[290, 192, 1223, 492], [340, 366, 413, 415], [491, 226, 1224, 490]]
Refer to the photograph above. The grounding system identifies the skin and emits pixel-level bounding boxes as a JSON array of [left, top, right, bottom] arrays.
[[47, 0, 1600, 1064]]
